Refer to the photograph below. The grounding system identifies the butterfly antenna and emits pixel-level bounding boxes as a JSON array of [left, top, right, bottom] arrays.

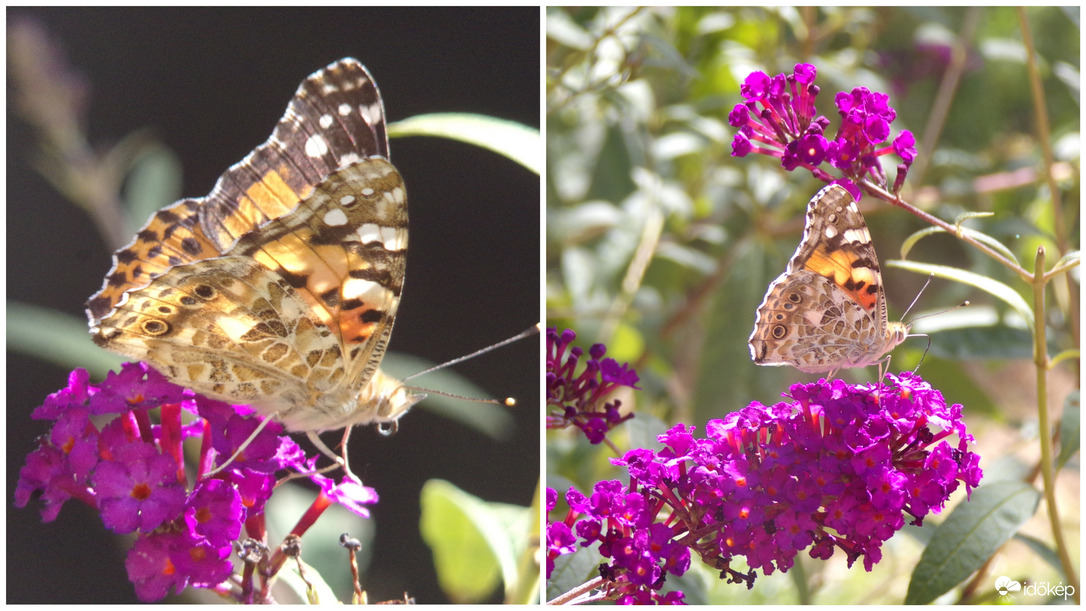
[[400, 323, 539, 406], [401, 324, 539, 384], [900, 273, 935, 321], [905, 300, 971, 330], [407, 386, 515, 407]]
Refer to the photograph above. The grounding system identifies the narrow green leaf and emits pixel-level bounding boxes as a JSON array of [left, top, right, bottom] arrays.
[[887, 260, 1034, 329], [390, 113, 540, 174], [899, 226, 945, 260], [124, 143, 183, 234], [1048, 249, 1081, 278], [905, 481, 1041, 604], [899, 225, 1019, 267], [6, 301, 123, 377]]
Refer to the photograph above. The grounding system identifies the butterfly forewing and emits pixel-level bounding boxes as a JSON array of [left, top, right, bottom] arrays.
[[86, 58, 387, 326]]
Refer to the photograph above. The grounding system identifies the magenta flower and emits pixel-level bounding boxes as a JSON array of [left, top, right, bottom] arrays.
[[93, 444, 187, 534], [546, 327, 639, 444], [547, 372, 982, 601], [16, 362, 379, 602], [729, 63, 915, 196]]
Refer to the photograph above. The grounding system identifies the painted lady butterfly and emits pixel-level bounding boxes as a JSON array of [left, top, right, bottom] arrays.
[[87, 58, 422, 435], [749, 184, 909, 375]]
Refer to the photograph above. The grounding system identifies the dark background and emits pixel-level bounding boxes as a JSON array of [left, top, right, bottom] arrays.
[[7, 7, 540, 604]]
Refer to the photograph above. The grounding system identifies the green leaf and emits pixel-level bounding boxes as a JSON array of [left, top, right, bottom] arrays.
[[390, 113, 540, 174], [546, 540, 602, 602], [123, 143, 183, 234], [886, 260, 1034, 330], [6, 301, 123, 377], [905, 480, 1041, 604], [1048, 249, 1081, 277], [276, 556, 339, 605], [1057, 390, 1079, 471], [899, 222, 1016, 265], [420, 479, 530, 603], [926, 325, 1034, 361]]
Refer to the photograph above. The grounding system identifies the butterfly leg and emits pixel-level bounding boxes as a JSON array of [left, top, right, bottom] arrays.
[[274, 431, 353, 485], [875, 354, 896, 393], [205, 414, 278, 477], [306, 430, 350, 471]]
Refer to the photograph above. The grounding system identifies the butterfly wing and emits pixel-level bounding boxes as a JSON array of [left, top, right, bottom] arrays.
[[749, 185, 905, 373], [90, 159, 408, 430], [88, 59, 410, 430], [90, 255, 347, 412], [233, 158, 408, 395], [87, 58, 387, 325]]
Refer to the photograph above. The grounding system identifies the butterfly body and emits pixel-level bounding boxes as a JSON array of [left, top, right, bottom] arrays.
[[88, 59, 424, 433], [749, 184, 909, 374]]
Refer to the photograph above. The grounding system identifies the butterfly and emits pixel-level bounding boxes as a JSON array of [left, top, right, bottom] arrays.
[[748, 184, 909, 375], [87, 58, 424, 458]]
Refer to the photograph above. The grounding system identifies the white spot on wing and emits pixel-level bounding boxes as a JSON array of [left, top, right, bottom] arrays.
[[360, 103, 382, 126], [357, 223, 381, 244], [843, 228, 870, 243], [381, 226, 405, 251], [319, 114, 334, 129], [305, 134, 329, 158], [356, 224, 406, 251], [323, 208, 348, 226], [338, 103, 352, 116], [342, 278, 388, 304]]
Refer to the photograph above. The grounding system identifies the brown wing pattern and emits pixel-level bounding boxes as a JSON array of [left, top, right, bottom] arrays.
[[86, 58, 388, 324]]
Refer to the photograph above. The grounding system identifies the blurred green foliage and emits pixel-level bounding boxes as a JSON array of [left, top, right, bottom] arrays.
[[546, 6, 1078, 605]]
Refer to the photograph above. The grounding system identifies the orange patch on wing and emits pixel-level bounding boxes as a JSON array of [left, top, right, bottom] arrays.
[[220, 168, 312, 241], [803, 244, 879, 312], [339, 315, 376, 345]]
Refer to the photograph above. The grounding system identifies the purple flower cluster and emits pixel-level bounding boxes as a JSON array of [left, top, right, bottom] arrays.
[[16, 363, 378, 602], [729, 63, 917, 196], [547, 486, 689, 604], [546, 328, 639, 444], [547, 373, 981, 600]]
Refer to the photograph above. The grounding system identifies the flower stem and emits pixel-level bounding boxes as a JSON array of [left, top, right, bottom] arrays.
[[1031, 246, 1080, 602]]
